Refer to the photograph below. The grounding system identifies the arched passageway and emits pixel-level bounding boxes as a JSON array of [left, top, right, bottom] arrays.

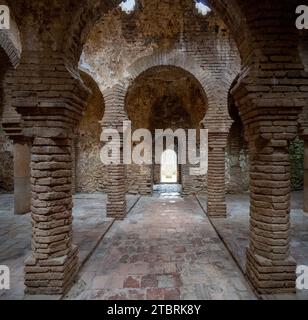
[[0, 0, 307, 299], [124, 65, 208, 196]]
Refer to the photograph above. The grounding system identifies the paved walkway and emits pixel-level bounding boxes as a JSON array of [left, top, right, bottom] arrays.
[[66, 194, 256, 300]]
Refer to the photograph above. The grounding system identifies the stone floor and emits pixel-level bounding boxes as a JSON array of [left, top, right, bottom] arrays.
[[197, 191, 308, 300], [0, 193, 139, 300], [1, 191, 307, 300], [153, 184, 182, 194], [65, 194, 256, 300]]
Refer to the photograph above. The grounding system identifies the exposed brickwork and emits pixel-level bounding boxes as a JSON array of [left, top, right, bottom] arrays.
[[101, 85, 128, 219], [304, 140, 308, 213], [233, 105, 307, 293], [0, 7, 22, 69], [0, 0, 307, 297], [207, 132, 229, 217], [227, 0, 308, 294], [181, 163, 207, 196], [0, 128, 13, 191], [6, 51, 90, 294], [244, 111, 299, 293], [25, 137, 78, 295], [0, 13, 22, 192]]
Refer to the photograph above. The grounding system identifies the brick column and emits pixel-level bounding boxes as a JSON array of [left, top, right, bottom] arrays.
[[245, 114, 299, 294], [9, 51, 90, 295], [102, 85, 128, 220], [207, 131, 228, 217], [106, 164, 127, 219], [232, 71, 306, 293], [304, 139, 308, 213], [25, 136, 78, 295], [13, 138, 31, 214], [247, 137, 296, 293]]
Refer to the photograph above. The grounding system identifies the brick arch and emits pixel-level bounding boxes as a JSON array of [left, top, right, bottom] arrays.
[[0, 4, 22, 138], [101, 52, 211, 122], [0, 5, 22, 68], [207, 0, 251, 64], [124, 51, 212, 105], [126, 53, 237, 130], [64, 0, 122, 67], [102, 50, 238, 131]]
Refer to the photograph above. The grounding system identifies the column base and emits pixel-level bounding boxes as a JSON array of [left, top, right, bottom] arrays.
[[246, 249, 296, 294], [24, 245, 78, 295]]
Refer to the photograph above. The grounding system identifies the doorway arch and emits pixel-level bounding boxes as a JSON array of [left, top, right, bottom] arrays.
[[160, 149, 178, 184]]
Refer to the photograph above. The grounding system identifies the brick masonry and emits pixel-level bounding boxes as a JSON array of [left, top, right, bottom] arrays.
[[0, 0, 307, 296]]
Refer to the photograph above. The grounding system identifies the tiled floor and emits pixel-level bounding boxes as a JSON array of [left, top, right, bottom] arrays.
[[0, 193, 139, 300], [197, 191, 308, 300], [65, 194, 256, 300]]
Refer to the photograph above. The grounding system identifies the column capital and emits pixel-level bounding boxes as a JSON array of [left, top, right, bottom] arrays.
[[201, 117, 233, 133], [9, 51, 91, 138]]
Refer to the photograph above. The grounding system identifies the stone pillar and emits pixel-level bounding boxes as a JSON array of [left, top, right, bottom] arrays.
[[246, 118, 298, 294], [13, 138, 31, 214], [304, 139, 308, 213], [24, 136, 78, 295], [207, 131, 228, 217]]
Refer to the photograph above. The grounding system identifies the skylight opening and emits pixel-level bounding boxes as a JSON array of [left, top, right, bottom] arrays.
[[195, 0, 212, 16], [119, 0, 136, 14]]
